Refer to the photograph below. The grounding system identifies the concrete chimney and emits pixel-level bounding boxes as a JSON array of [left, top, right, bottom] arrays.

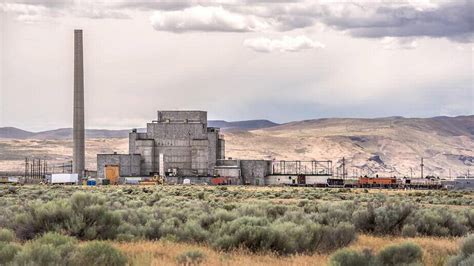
[[73, 29, 85, 177]]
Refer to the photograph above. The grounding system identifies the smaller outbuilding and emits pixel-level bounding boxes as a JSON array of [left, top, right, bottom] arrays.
[[442, 178, 474, 190]]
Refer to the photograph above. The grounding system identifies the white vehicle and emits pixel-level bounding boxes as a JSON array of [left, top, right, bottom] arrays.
[[49, 174, 79, 184], [125, 177, 142, 185]]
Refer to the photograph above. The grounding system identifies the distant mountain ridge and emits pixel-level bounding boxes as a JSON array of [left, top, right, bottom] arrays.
[[0, 115, 472, 177], [208, 120, 279, 131], [0, 119, 280, 139]]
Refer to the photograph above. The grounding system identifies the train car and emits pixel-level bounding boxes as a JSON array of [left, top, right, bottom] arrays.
[[357, 177, 398, 188], [403, 178, 442, 189], [211, 177, 232, 185], [264, 175, 329, 186], [327, 178, 344, 187], [265, 175, 301, 186], [305, 175, 329, 187], [343, 178, 358, 188]]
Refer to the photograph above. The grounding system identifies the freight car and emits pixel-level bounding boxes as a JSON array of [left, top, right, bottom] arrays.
[[264, 175, 330, 187], [357, 177, 398, 188], [402, 178, 442, 189]]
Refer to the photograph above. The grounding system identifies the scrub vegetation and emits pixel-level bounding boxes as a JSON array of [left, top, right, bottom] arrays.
[[0, 185, 472, 265]]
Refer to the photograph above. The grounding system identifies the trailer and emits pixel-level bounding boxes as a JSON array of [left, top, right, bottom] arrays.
[[48, 174, 78, 184], [0, 176, 19, 184]]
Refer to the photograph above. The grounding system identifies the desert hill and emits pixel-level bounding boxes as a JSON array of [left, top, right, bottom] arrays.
[[0, 120, 278, 140], [223, 116, 473, 177], [0, 116, 472, 177]]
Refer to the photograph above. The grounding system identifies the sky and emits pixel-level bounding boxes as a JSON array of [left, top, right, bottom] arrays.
[[0, 0, 473, 131]]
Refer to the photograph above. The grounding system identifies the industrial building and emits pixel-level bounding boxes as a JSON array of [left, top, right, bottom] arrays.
[[98, 110, 337, 185], [97, 111, 276, 184]]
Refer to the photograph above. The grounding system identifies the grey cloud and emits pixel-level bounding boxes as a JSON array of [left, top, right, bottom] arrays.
[[2, 0, 473, 43], [321, 1, 474, 43]]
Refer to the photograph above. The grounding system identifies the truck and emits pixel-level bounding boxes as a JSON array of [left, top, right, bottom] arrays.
[[48, 174, 79, 184]]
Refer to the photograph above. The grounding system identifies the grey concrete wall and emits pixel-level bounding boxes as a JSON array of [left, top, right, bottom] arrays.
[[192, 139, 209, 176], [127, 110, 221, 177], [216, 159, 240, 167], [452, 178, 474, 190], [215, 167, 241, 178], [207, 129, 218, 175], [157, 111, 207, 125], [134, 139, 155, 175], [217, 138, 225, 160], [240, 160, 272, 185], [97, 154, 141, 179]]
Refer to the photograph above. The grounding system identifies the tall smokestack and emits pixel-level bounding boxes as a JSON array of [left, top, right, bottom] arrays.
[[73, 29, 85, 177]]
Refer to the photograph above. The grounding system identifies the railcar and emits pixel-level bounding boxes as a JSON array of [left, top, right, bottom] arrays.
[[357, 177, 398, 188]]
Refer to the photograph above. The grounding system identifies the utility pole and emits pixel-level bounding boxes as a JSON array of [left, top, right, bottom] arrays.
[[420, 157, 424, 179], [342, 157, 346, 179]]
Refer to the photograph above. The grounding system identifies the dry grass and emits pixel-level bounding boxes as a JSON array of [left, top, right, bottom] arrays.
[[114, 235, 461, 266]]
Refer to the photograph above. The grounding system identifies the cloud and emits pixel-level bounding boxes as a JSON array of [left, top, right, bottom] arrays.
[[380, 37, 417, 50], [320, 1, 474, 43], [2, 0, 473, 43], [243, 35, 324, 52], [0, 0, 130, 21], [150, 5, 269, 32]]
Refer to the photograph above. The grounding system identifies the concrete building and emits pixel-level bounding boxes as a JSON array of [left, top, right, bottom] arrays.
[[98, 111, 226, 179], [97, 110, 332, 185], [442, 178, 474, 190]]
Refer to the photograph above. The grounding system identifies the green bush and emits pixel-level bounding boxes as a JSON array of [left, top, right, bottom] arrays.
[[376, 242, 423, 266], [71, 241, 127, 266], [14, 232, 77, 266], [0, 242, 21, 265], [175, 250, 206, 265], [401, 224, 417, 237], [460, 235, 474, 256], [448, 235, 474, 266], [0, 228, 15, 243], [329, 248, 373, 266]]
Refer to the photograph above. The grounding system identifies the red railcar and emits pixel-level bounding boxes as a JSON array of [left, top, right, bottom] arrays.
[[357, 177, 398, 188], [211, 177, 232, 185]]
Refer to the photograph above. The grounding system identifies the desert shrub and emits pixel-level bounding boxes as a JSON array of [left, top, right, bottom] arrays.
[[353, 201, 414, 235], [448, 235, 474, 266], [212, 216, 273, 252], [212, 216, 355, 254], [414, 209, 467, 237], [14, 200, 74, 240], [71, 241, 127, 266], [0, 228, 15, 243], [329, 248, 374, 266], [73, 204, 122, 240], [0, 242, 21, 265], [376, 242, 422, 266], [465, 210, 474, 231], [178, 221, 209, 243], [353, 206, 376, 233], [401, 224, 417, 237], [14, 233, 77, 266], [460, 235, 474, 255], [373, 202, 413, 234], [175, 250, 206, 265]]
